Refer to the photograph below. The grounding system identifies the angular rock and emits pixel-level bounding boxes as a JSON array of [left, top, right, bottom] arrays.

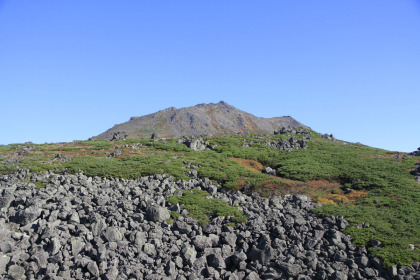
[[146, 204, 170, 223], [192, 235, 211, 251], [277, 262, 302, 276], [14, 206, 41, 225], [103, 227, 123, 242], [143, 243, 157, 257], [0, 195, 14, 209], [207, 253, 226, 270], [0, 254, 10, 275], [87, 261, 100, 277], [8, 265, 25, 280], [221, 232, 237, 247], [181, 246, 197, 266], [245, 271, 261, 280], [32, 251, 49, 269], [71, 237, 85, 257], [165, 261, 176, 276]]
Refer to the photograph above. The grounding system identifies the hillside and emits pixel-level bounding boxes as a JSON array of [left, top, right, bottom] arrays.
[[91, 101, 306, 140], [0, 106, 420, 279]]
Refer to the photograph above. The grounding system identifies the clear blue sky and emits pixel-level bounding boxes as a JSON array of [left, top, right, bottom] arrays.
[[1, 1, 419, 152]]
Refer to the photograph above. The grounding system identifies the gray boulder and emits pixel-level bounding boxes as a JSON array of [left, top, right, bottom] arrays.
[[14, 206, 41, 225], [103, 227, 123, 243], [87, 261, 100, 277], [181, 246, 197, 266], [8, 265, 25, 280], [277, 262, 302, 276], [146, 204, 170, 223], [0, 195, 14, 209], [0, 254, 10, 275], [207, 253, 226, 270]]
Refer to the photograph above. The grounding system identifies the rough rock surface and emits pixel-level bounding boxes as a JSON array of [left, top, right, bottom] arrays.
[[241, 136, 308, 152], [274, 126, 311, 135], [109, 131, 128, 141], [411, 163, 420, 183], [0, 170, 419, 279], [263, 167, 277, 177], [321, 133, 337, 141], [178, 137, 217, 151], [91, 101, 307, 140], [411, 147, 420, 157], [267, 137, 308, 151]]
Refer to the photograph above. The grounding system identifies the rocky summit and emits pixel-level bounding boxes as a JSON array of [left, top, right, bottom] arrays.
[[1, 170, 419, 280], [91, 101, 306, 140]]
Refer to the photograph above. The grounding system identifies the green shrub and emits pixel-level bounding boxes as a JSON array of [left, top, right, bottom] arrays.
[[167, 189, 247, 226]]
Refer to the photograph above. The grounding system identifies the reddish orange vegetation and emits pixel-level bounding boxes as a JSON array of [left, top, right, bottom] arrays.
[[346, 190, 369, 200], [230, 158, 263, 173], [325, 194, 351, 204], [257, 180, 286, 195], [305, 180, 342, 193], [230, 158, 369, 205], [387, 195, 402, 202], [314, 190, 368, 205], [314, 197, 337, 205], [233, 178, 248, 191]]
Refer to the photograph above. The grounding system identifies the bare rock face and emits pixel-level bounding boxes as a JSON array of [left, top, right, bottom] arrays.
[[91, 101, 308, 140]]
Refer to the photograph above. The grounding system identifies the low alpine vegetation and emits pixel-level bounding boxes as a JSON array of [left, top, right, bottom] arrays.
[[167, 189, 247, 226]]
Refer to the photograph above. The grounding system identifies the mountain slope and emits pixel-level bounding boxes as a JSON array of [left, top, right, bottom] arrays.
[[91, 101, 307, 140]]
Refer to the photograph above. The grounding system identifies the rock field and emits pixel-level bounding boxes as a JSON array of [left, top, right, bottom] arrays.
[[0, 170, 419, 280]]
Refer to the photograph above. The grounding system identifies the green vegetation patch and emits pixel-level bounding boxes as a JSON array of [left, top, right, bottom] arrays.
[[80, 140, 114, 150], [167, 189, 247, 226], [64, 153, 189, 180], [0, 144, 19, 153]]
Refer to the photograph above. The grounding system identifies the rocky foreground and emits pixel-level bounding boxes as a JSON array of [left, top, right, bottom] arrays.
[[0, 171, 419, 280]]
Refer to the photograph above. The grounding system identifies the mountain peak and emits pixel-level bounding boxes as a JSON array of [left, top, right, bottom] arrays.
[[92, 102, 307, 140]]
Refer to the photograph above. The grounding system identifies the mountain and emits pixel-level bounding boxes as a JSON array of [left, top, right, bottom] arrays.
[[91, 101, 307, 140]]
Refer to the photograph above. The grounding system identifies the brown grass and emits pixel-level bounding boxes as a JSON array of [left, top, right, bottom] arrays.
[[314, 197, 337, 205], [230, 158, 263, 173]]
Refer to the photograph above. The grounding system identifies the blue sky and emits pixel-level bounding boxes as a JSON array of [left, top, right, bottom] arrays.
[[0, 1, 419, 152]]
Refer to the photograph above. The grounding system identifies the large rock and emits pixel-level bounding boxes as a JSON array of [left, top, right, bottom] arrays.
[[0, 195, 14, 209], [32, 251, 49, 269], [181, 246, 197, 266], [146, 204, 170, 223], [207, 253, 226, 270], [14, 206, 41, 225], [178, 137, 216, 151], [8, 265, 25, 280], [0, 254, 10, 275], [103, 227, 123, 242], [277, 262, 303, 276], [192, 235, 212, 251], [87, 261, 100, 277]]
